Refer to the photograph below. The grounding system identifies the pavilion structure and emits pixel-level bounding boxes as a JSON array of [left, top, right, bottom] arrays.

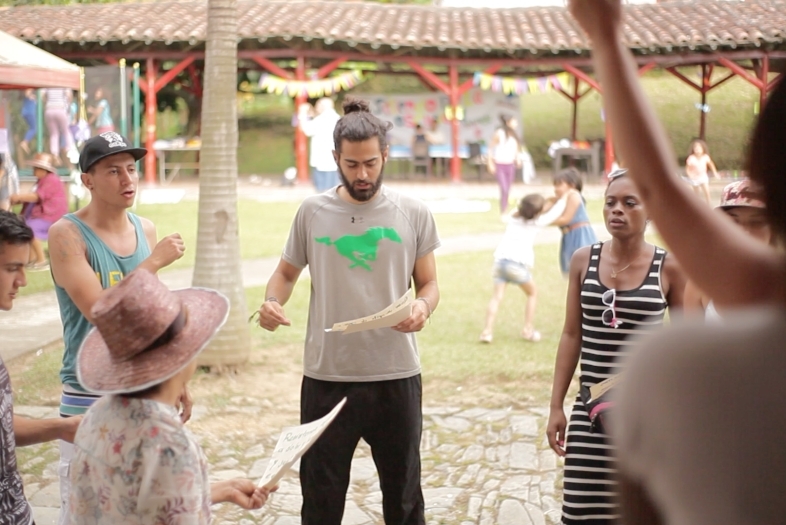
[[0, 0, 783, 184]]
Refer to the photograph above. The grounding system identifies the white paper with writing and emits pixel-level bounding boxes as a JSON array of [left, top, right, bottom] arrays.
[[256, 397, 347, 489], [325, 292, 413, 334]]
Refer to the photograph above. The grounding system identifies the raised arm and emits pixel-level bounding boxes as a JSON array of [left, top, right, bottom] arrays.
[[568, 0, 785, 306], [136, 217, 186, 274], [546, 247, 588, 456], [49, 218, 184, 323]]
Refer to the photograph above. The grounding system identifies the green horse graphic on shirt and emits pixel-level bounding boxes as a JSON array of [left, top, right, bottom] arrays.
[[316, 226, 402, 271]]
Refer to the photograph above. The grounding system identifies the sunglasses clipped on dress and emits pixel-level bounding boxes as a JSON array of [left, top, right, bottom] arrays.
[[602, 289, 623, 329]]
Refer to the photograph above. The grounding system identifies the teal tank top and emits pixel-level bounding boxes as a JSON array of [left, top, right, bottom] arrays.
[[56, 212, 151, 391]]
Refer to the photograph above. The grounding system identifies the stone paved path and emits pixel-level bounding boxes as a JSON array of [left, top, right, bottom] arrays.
[[17, 402, 569, 525]]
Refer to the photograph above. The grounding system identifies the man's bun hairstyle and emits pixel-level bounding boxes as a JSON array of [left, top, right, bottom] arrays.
[[342, 98, 371, 114], [333, 97, 393, 153]]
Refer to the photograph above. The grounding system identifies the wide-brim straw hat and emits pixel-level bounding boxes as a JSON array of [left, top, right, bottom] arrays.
[[28, 154, 57, 173], [76, 269, 229, 395]]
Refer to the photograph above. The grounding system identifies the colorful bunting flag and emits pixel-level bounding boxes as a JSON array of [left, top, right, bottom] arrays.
[[473, 71, 571, 96], [258, 70, 366, 98]]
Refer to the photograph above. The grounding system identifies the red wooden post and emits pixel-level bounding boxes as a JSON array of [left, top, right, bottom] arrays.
[[700, 64, 709, 140], [759, 55, 770, 111], [294, 56, 309, 183], [144, 58, 158, 185], [571, 75, 579, 141], [449, 64, 461, 183]]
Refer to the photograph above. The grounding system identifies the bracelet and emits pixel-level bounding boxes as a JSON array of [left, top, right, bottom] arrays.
[[265, 297, 279, 303], [416, 297, 432, 321]]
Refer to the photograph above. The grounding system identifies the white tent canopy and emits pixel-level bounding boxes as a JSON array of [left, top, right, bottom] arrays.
[[0, 29, 79, 89]]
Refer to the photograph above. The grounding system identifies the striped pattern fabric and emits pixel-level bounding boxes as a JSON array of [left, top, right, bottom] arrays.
[[60, 385, 101, 417], [561, 242, 668, 524], [45, 88, 69, 110]]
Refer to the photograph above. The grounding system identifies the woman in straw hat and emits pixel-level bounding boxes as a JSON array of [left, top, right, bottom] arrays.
[[10, 152, 67, 270], [68, 269, 275, 524]]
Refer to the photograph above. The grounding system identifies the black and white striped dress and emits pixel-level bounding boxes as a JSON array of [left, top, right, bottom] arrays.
[[561, 242, 668, 524]]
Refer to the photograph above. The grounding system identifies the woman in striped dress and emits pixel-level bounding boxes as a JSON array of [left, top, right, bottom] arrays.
[[546, 171, 685, 524]]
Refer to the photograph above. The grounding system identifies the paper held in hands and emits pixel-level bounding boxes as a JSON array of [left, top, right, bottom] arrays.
[[256, 397, 347, 489], [588, 374, 622, 402], [325, 292, 413, 334]]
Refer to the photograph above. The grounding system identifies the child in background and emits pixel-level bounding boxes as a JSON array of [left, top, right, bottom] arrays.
[[684, 139, 719, 204], [480, 194, 551, 343], [545, 168, 598, 275]]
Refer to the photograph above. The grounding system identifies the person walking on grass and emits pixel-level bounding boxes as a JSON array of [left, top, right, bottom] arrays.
[[546, 171, 685, 525], [69, 269, 275, 524], [0, 210, 82, 525], [683, 139, 719, 204], [255, 98, 440, 525], [479, 194, 549, 344], [47, 132, 187, 525], [487, 115, 522, 215]]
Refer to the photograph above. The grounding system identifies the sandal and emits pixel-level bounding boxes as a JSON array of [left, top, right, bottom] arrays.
[[479, 332, 493, 344], [521, 329, 541, 342]]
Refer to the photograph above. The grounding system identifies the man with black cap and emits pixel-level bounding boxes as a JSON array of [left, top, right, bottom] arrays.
[[47, 131, 186, 525]]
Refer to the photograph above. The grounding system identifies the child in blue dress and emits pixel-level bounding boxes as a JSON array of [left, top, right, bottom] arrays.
[[546, 168, 598, 275]]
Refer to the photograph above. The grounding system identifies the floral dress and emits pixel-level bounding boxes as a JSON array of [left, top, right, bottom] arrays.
[[69, 396, 211, 524]]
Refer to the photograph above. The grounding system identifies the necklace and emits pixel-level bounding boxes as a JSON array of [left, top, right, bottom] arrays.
[[609, 239, 635, 279], [610, 263, 632, 279]]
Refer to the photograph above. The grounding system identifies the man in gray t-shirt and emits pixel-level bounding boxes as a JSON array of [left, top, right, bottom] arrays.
[[257, 99, 440, 525]]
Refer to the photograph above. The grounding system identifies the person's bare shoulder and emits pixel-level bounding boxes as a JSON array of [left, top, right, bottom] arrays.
[[48, 218, 86, 259], [137, 216, 156, 235], [662, 250, 685, 281], [570, 244, 593, 269]]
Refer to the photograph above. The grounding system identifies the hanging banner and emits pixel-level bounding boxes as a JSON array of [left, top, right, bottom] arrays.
[[355, 88, 519, 148], [473, 71, 570, 96], [258, 70, 366, 98]]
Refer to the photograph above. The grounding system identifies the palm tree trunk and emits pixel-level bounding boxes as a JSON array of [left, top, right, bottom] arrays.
[[193, 0, 250, 368]]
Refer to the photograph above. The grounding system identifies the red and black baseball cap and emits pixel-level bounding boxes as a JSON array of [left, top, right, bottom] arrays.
[[79, 132, 147, 173]]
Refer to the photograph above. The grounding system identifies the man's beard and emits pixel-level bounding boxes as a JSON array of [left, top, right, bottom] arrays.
[[339, 163, 385, 202]]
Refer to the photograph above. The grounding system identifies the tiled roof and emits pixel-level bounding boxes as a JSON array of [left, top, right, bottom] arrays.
[[0, 0, 784, 59]]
